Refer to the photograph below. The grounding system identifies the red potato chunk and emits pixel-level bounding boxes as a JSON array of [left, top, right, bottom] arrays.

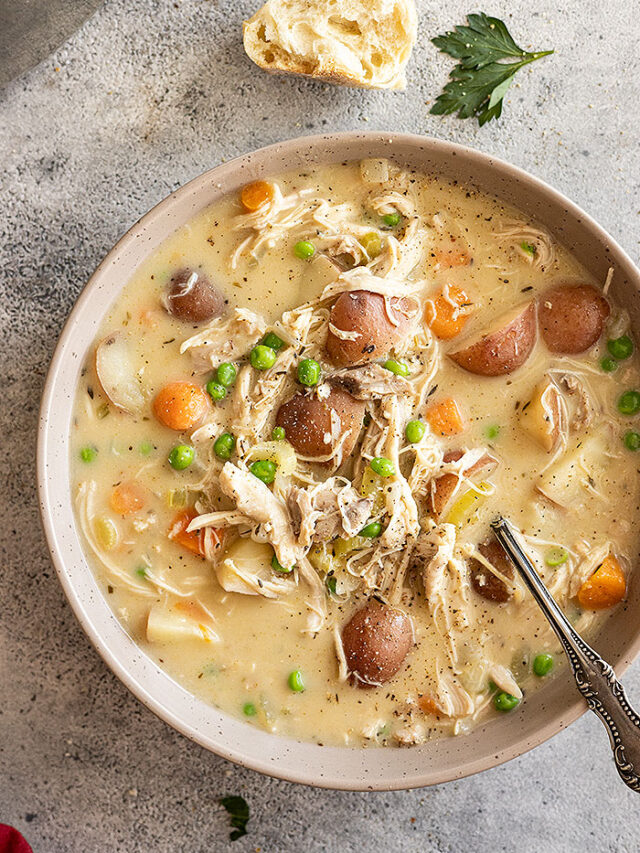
[[275, 386, 365, 460], [341, 600, 413, 687], [469, 541, 515, 604], [326, 290, 416, 367], [539, 283, 609, 354], [165, 268, 225, 323], [449, 302, 537, 376]]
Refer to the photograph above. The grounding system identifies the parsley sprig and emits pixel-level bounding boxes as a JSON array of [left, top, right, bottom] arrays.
[[220, 795, 250, 841], [430, 13, 553, 126]]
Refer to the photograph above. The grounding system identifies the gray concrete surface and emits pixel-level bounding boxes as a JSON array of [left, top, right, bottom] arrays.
[[1, 0, 639, 850]]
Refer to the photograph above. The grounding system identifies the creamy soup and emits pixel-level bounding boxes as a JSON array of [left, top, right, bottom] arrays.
[[71, 159, 640, 747]]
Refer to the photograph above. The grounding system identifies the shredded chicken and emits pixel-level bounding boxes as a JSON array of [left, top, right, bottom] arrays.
[[333, 625, 349, 682], [288, 478, 373, 548], [567, 541, 612, 598], [493, 220, 555, 270], [328, 363, 412, 399], [216, 552, 293, 599], [218, 462, 301, 569], [371, 219, 431, 280], [432, 666, 476, 718], [552, 371, 597, 432], [180, 308, 266, 371], [487, 664, 523, 700], [377, 395, 420, 549], [411, 524, 473, 672]]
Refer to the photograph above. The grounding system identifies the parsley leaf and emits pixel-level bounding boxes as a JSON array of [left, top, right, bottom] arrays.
[[220, 795, 250, 841], [431, 13, 553, 126]]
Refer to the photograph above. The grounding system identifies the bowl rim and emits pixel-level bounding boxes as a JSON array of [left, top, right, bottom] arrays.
[[37, 130, 640, 790]]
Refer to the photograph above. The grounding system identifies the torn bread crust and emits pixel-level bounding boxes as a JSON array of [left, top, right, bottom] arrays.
[[242, 0, 418, 91]]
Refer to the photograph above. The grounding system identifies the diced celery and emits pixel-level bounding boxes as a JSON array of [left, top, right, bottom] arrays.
[[359, 468, 386, 514], [94, 516, 118, 550], [445, 482, 490, 528], [166, 489, 187, 508]]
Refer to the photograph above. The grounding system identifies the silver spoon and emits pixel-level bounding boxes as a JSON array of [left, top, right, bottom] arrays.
[[490, 515, 640, 793]]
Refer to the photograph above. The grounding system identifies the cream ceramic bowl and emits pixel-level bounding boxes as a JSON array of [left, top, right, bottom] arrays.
[[38, 132, 640, 790]]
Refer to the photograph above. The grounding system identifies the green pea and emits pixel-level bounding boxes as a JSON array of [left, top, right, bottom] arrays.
[[271, 553, 293, 573], [493, 691, 519, 712], [383, 359, 410, 377], [138, 440, 154, 456], [250, 344, 277, 371], [272, 426, 286, 441], [243, 702, 257, 717], [298, 358, 321, 386], [600, 357, 618, 373], [288, 670, 305, 693], [216, 362, 237, 387], [360, 521, 382, 538], [262, 331, 284, 351], [405, 420, 425, 444], [520, 240, 536, 256], [533, 653, 554, 677], [618, 390, 640, 415], [370, 456, 395, 478], [485, 424, 501, 440], [293, 240, 316, 260], [607, 334, 634, 360], [250, 459, 277, 484], [545, 546, 568, 567], [80, 445, 98, 463], [361, 231, 382, 258], [168, 445, 195, 470], [214, 433, 236, 460], [382, 211, 401, 227], [206, 380, 226, 401], [135, 566, 147, 578], [624, 430, 640, 451]]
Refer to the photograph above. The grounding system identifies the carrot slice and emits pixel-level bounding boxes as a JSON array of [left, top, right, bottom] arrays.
[[153, 381, 209, 431], [168, 508, 223, 558], [418, 694, 446, 717], [577, 555, 626, 610], [425, 398, 465, 437], [110, 482, 145, 515], [426, 285, 472, 340], [240, 180, 275, 212], [432, 248, 472, 269]]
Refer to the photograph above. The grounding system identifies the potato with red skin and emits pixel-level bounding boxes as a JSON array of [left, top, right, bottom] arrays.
[[449, 302, 536, 376], [275, 386, 365, 459], [165, 268, 225, 323], [469, 541, 515, 604], [326, 290, 416, 367], [341, 600, 413, 687], [539, 283, 609, 354]]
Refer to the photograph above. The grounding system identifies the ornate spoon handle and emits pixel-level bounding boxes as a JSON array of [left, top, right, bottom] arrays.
[[491, 516, 640, 793]]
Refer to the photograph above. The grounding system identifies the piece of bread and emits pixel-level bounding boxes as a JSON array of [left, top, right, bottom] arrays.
[[243, 0, 417, 91]]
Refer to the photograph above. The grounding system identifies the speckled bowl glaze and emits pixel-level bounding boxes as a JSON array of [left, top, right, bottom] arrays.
[[38, 132, 640, 790]]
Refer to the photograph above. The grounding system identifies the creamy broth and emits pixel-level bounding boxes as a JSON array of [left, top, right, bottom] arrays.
[[71, 160, 640, 746]]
